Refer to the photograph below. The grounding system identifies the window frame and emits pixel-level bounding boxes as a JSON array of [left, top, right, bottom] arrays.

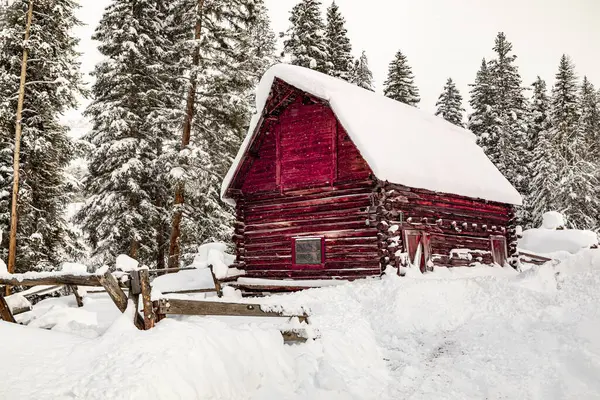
[[291, 236, 325, 270]]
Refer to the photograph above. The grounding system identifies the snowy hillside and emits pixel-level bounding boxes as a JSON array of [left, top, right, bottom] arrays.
[[2, 250, 600, 399]]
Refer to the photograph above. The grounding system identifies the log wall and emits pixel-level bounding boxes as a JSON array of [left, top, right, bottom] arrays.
[[374, 182, 517, 269], [234, 183, 379, 280]]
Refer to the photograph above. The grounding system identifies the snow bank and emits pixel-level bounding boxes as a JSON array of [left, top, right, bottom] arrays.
[[151, 269, 215, 294], [4, 248, 600, 399], [151, 243, 238, 293], [115, 254, 139, 271], [61, 262, 88, 274], [520, 228, 597, 255], [0, 258, 6, 274], [519, 212, 598, 255], [222, 64, 522, 206], [4, 293, 31, 313], [542, 211, 566, 229], [0, 309, 388, 399]]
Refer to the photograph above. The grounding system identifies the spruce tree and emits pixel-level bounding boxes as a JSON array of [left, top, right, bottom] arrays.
[[568, 76, 600, 229], [526, 77, 551, 227], [166, 0, 277, 261], [537, 55, 599, 229], [435, 78, 465, 127], [0, 0, 84, 271], [550, 54, 580, 161], [471, 34, 530, 223], [383, 50, 420, 106], [527, 77, 551, 151], [325, 1, 352, 80], [467, 58, 494, 140], [349, 50, 374, 91], [283, 0, 328, 73], [76, 0, 177, 266], [577, 76, 599, 158]]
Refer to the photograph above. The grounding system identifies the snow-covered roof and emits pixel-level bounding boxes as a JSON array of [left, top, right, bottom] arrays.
[[221, 64, 522, 206]]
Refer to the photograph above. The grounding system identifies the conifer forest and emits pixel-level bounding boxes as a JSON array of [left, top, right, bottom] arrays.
[[0, 0, 598, 274]]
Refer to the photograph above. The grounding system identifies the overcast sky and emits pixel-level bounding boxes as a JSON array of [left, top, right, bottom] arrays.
[[265, 0, 600, 113]]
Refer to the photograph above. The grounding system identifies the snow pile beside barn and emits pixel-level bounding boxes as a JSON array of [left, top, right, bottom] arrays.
[[519, 211, 598, 255], [2, 248, 600, 399]]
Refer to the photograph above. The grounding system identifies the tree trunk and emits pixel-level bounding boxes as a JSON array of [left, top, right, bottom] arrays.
[[167, 0, 205, 271], [6, 0, 34, 296], [130, 239, 139, 259], [156, 212, 166, 274]]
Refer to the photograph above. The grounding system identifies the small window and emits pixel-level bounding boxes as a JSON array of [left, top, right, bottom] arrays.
[[293, 237, 324, 266]]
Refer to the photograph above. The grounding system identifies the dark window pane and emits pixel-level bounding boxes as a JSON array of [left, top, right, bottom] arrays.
[[295, 239, 321, 254], [294, 238, 322, 265], [296, 251, 321, 264]]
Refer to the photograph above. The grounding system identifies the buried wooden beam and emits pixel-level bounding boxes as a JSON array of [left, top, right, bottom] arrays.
[[98, 272, 128, 313], [157, 298, 308, 323], [209, 264, 223, 298], [0, 294, 16, 323], [68, 285, 84, 308], [281, 330, 308, 343]]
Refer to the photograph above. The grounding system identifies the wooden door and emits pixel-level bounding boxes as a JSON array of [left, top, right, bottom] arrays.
[[404, 230, 431, 273], [490, 235, 508, 266]]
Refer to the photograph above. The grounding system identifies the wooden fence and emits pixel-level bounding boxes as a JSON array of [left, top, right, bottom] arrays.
[[0, 267, 309, 342]]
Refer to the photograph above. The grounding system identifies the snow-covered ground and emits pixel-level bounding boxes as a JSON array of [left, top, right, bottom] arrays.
[[1, 249, 600, 399]]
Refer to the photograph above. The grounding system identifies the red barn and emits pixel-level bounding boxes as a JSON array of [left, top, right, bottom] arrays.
[[221, 64, 522, 283]]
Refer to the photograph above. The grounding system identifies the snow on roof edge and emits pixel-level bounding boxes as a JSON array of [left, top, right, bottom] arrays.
[[221, 64, 522, 206]]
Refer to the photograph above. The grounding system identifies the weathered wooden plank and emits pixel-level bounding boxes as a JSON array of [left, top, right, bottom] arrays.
[[209, 265, 223, 298], [68, 285, 84, 308], [139, 270, 155, 330], [127, 285, 145, 330], [0, 274, 104, 287], [98, 272, 128, 313], [157, 299, 308, 323], [0, 294, 16, 323]]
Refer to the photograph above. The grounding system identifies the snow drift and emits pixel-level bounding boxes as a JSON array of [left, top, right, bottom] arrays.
[[519, 211, 598, 255], [2, 248, 600, 399]]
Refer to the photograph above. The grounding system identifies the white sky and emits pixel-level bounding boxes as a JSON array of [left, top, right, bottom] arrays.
[[265, 0, 600, 112]]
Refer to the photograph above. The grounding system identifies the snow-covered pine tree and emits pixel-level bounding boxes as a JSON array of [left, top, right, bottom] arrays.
[[529, 125, 561, 226], [76, 0, 178, 266], [527, 77, 551, 151], [0, 0, 84, 271], [567, 76, 600, 229], [550, 54, 580, 161], [544, 55, 599, 229], [283, 0, 328, 73], [525, 76, 551, 227], [383, 50, 420, 106], [349, 50, 374, 91], [480, 33, 530, 223], [434, 78, 465, 127], [166, 0, 277, 262], [467, 58, 494, 141], [577, 76, 599, 159], [325, 1, 352, 80], [186, 0, 278, 250]]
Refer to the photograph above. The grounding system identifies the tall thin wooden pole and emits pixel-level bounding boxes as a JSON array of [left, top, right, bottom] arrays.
[[167, 0, 205, 271], [6, 0, 34, 295]]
